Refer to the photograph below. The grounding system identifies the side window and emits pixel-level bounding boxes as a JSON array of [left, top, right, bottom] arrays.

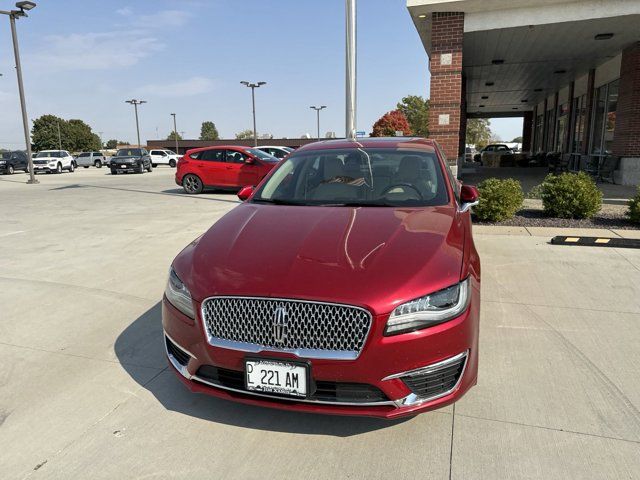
[[226, 150, 247, 164], [200, 149, 226, 162], [189, 151, 201, 160], [150, 150, 160, 155]]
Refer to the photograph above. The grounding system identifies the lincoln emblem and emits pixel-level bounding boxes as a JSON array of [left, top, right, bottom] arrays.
[[272, 306, 288, 344]]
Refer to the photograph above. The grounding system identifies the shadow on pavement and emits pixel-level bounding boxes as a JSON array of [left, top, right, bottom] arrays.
[[114, 302, 410, 437]]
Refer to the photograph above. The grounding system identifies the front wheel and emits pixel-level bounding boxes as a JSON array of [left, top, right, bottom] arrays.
[[182, 174, 203, 194], [8, 165, 14, 175], [95, 160, 102, 168], [111, 168, 117, 175], [137, 163, 145, 174], [147, 163, 153, 173], [169, 159, 176, 168], [55, 163, 62, 174], [69, 162, 75, 173]]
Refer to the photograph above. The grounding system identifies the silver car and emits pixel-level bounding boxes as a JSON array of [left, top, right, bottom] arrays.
[[76, 151, 108, 168]]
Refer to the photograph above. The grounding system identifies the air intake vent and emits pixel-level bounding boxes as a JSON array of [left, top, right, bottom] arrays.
[[165, 335, 190, 367]]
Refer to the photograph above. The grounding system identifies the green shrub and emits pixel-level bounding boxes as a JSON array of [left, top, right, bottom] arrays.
[[474, 178, 524, 222], [540, 172, 602, 219], [628, 187, 640, 224], [527, 184, 543, 199]]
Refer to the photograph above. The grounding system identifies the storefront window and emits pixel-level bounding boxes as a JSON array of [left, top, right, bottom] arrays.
[[555, 103, 569, 152], [590, 79, 619, 155], [570, 95, 587, 153], [534, 114, 544, 152]]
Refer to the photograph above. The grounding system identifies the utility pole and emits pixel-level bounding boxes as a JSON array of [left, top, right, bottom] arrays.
[[345, 0, 357, 140], [170, 113, 178, 154], [240, 81, 267, 147], [310, 106, 327, 141], [56, 121, 62, 150], [125, 99, 146, 147], [2, 1, 39, 184]]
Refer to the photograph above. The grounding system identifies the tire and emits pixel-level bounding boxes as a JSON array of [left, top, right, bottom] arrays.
[[182, 174, 203, 194], [95, 160, 102, 168], [137, 163, 145, 174], [169, 159, 176, 168], [69, 162, 75, 173], [111, 169, 117, 175], [152, 163, 157, 168], [147, 162, 153, 173], [55, 163, 62, 174], [8, 165, 14, 175], [84, 166, 90, 169]]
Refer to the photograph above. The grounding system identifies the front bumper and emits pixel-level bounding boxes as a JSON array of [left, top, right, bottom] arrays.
[[110, 162, 140, 172], [162, 286, 479, 419]]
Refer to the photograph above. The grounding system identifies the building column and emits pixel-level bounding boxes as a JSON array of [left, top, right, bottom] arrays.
[[581, 69, 596, 155], [613, 42, 640, 185], [522, 111, 533, 152], [428, 12, 464, 163], [563, 82, 575, 153]]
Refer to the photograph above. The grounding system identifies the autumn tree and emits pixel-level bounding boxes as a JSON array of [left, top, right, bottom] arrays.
[[370, 110, 412, 137], [466, 118, 493, 148]]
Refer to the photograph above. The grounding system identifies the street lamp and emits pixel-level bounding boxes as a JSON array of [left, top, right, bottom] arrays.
[[1, 1, 38, 184], [240, 81, 266, 147], [170, 113, 178, 154], [310, 106, 327, 141], [125, 99, 146, 147]]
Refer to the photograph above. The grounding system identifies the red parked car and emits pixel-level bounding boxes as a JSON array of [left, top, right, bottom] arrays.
[[163, 137, 481, 418], [176, 145, 279, 194]]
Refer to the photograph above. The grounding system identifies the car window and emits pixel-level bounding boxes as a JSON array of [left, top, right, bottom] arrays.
[[226, 150, 247, 164], [116, 149, 143, 157], [78, 153, 90, 157], [253, 147, 449, 207], [151, 150, 163, 155], [200, 149, 226, 162], [0, 152, 11, 159], [246, 148, 278, 161], [94, 152, 102, 156]]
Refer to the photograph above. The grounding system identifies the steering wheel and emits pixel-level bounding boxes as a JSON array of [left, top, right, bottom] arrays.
[[380, 183, 423, 200]]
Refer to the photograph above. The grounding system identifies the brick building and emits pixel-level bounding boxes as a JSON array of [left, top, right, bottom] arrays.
[[407, 0, 640, 185]]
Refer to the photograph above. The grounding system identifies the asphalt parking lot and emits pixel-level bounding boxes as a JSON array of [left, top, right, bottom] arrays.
[[1, 168, 639, 479]]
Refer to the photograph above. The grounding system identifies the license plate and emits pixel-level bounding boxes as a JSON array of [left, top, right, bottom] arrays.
[[120, 164, 127, 168], [245, 359, 308, 397]]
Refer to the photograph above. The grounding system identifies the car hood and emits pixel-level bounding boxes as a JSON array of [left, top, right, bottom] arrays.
[[176, 203, 465, 314]]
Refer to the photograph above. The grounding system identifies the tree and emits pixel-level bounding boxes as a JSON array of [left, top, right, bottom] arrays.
[[166, 131, 183, 141], [199, 121, 220, 141], [370, 110, 412, 137], [105, 139, 127, 149], [31, 115, 101, 152], [466, 118, 492, 149], [396, 95, 430, 137], [511, 136, 523, 143], [235, 129, 254, 140]]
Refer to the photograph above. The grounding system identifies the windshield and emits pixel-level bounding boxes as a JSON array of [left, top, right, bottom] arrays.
[[35, 151, 62, 158], [252, 148, 449, 207], [283, 147, 294, 153], [116, 148, 143, 157], [0, 152, 10, 159], [247, 148, 278, 161]]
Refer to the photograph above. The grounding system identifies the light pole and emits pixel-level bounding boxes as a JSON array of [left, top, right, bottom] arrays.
[[240, 81, 266, 147], [125, 99, 146, 147], [310, 106, 327, 141], [345, 0, 357, 140], [56, 121, 62, 150], [1, 1, 38, 184], [98, 131, 104, 149], [170, 113, 178, 154]]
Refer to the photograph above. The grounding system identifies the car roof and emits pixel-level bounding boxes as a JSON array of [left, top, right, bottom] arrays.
[[257, 145, 288, 149], [185, 145, 253, 154], [294, 137, 437, 153]]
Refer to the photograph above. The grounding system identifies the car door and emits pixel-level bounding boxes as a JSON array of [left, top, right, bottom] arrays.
[[14, 152, 27, 170], [197, 149, 228, 186], [223, 149, 260, 188], [150, 150, 164, 165]]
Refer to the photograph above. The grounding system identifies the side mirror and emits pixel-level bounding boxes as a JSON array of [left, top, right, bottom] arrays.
[[237, 185, 255, 201], [460, 185, 479, 213]]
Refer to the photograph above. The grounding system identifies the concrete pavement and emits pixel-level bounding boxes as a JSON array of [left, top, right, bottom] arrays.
[[1, 168, 639, 479]]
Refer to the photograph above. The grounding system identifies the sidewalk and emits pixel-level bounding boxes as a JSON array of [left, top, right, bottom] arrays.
[[473, 224, 640, 239]]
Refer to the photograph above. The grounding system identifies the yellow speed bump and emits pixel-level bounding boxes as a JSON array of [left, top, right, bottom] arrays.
[[551, 236, 640, 249]]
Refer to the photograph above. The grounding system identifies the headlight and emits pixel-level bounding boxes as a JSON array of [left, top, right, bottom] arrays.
[[165, 267, 195, 319], [0, 160, 6, 164], [385, 278, 471, 336]]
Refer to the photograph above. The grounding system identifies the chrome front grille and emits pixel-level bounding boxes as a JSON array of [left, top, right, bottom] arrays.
[[201, 297, 372, 360]]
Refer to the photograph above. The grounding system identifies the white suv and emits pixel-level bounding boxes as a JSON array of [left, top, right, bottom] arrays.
[[76, 151, 108, 168], [149, 149, 180, 168], [33, 150, 75, 174]]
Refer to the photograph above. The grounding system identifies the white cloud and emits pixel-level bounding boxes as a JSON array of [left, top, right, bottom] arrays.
[[135, 76, 214, 97], [116, 6, 132, 16], [31, 31, 164, 70]]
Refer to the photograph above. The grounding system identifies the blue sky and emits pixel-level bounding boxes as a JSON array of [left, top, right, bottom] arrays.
[[0, 0, 521, 148]]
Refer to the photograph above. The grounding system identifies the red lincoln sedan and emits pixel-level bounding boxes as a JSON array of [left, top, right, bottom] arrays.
[[176, 145, 279, 194], [163, 137, 481, 418]]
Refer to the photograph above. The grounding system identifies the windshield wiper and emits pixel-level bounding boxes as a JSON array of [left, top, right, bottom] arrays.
[[319, 202, 392, 207], [252, 198, 308, 206]]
